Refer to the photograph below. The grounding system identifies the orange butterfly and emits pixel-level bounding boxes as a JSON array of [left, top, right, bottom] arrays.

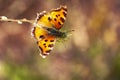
[[32, 6, 67, 58]]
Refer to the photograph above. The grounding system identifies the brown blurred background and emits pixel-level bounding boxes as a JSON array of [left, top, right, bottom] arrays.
[[0, 0, 120, 80]]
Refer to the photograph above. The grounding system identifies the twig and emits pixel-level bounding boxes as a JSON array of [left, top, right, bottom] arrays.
[[0, 16, 35, 24]]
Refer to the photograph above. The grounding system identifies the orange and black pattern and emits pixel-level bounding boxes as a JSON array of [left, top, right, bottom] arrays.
[[32, 6, 67, 58]]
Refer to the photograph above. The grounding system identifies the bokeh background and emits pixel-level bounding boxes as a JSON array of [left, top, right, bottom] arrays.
[[0, 0, 120, 80]]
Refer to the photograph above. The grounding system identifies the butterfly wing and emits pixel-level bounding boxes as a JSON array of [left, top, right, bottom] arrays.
[[32, 6, 67, 58], [32, 26, 56, 58], [49, 6, 67, 29], [37, 6, 67, 30]]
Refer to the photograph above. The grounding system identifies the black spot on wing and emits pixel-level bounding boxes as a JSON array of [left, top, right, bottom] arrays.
[[43, 43, 47, 48], [58, 22, 61, 25], [44, 46, 47, 48], [63, 11, 67, 17], [56, 15, 58, 17], [46, 50, 51, 53], [48, 17, 52, 21], [48, 44, 54, 48], [60, 17, 65, 23], [43, 43, 46, 45], [39, 35, 45, 39], [50, 40, 54, 42], [54, 18, 57, 21], [45, 39, 48, 42]]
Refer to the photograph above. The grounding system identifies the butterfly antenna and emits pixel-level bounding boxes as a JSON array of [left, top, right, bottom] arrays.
[[66, 29, 75, 37]]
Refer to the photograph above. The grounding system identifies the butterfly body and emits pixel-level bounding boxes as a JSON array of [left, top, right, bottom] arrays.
[[43, 27, 67, 38], [32, 6, 67, 58]]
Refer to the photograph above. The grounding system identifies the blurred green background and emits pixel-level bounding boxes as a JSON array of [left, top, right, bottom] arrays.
[[0, 0, 120, 80]]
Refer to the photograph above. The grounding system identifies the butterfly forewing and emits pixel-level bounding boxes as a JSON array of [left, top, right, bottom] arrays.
[[49, 6, 67, 29]]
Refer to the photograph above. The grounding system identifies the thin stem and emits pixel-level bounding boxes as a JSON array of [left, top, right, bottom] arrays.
[[0, 16, 35, 24]]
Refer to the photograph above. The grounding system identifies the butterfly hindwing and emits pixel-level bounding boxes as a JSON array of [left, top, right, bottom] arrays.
[[37, 35, 56, 58], [32, 26, 56, 58]]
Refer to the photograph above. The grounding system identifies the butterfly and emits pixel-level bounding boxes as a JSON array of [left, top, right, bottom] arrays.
[[32, 6, 68, 58]]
